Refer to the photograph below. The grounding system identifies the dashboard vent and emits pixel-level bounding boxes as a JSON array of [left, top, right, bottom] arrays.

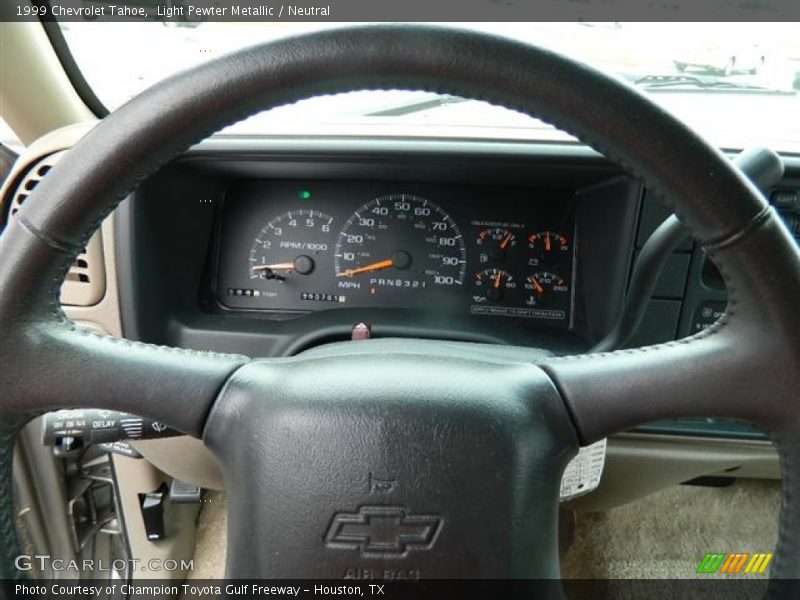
[[8, 152, 106, 306]]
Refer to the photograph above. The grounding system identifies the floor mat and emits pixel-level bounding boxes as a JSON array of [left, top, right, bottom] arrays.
[[186, 491, 226, 579], [185, 479, 781, 581], [562, 478, 781, 579]]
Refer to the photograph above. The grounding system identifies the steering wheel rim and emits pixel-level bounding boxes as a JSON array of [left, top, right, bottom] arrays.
[[1, 25, 799, 590]]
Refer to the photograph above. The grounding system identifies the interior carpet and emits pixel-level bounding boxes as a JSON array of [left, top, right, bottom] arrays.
[[185, 479, 781, 581], [186, 491, 227, 580], [561, 478, 781, 579]]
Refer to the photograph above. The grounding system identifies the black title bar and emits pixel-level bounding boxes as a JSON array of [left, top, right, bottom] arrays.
[[3, 0, 800, 22]]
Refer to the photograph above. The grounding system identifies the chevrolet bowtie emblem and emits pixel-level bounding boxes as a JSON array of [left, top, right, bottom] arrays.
[[325, 505, 443, 556]]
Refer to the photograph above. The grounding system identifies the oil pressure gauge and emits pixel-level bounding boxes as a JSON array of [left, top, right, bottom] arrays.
[[474, 268, 516, 302]]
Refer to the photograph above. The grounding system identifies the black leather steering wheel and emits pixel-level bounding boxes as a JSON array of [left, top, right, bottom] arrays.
[[2, 25, 800, 593]]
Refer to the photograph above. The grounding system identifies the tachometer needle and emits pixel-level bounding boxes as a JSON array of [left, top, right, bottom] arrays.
[[338, 259, 394, 277], [252, 262, 296, 271], [499, 233, 513, 250]]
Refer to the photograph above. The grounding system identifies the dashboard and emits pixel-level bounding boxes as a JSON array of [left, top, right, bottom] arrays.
[[216, 180, 576, 327], [117, 140, 638, 357], [109, 138, 795, 441], [6, 132, 797, 502]]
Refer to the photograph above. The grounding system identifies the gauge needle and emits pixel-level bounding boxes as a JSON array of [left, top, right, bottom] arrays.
[[493, 271, 503, 289], [544, 235, 551, 252], [499, 233, 513, 250], [252, 262, 295, 271], [530, 277, 545, 295], [338, 259, 394, 277]]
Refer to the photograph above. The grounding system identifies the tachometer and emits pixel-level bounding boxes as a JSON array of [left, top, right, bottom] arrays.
[[248, 210, 333, 280], [334, 194, 466, 291]]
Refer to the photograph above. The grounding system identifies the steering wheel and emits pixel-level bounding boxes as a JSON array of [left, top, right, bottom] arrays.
[[2, 25, 799, 593]]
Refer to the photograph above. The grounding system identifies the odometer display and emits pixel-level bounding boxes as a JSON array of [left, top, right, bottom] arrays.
[[334, 194, 467, 294]]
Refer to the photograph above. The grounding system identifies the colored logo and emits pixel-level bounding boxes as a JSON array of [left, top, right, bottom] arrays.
[[696, 552, 773, 575], [325, 505, 442, 556]]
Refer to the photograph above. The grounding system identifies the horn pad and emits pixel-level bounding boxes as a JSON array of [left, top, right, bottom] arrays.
[[203, 349, 578, 579]]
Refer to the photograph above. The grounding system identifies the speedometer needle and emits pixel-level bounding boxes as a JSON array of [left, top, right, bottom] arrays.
[[338, 259, 394, 277]]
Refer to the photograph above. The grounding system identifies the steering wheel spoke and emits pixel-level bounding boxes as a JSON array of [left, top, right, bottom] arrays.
[[543, 213, 800, 446], [4, 320, 247, 436], [541, 329, 761, 444], [0, 220, 249, 434], [47, 327, 247, 436]]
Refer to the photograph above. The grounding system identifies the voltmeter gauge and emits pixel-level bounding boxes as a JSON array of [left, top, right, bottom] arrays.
[[527, 231, 570, 267]]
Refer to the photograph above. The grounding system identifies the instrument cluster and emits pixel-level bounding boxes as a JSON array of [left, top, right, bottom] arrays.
[[216, 180, 576, 328]]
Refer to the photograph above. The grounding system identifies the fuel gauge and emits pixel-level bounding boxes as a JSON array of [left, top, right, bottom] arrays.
[[476, 228, 517, 263], [525, 271, 569, 307]]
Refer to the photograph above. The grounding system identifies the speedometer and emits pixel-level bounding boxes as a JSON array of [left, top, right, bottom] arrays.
[[334, 194, 466, 291]]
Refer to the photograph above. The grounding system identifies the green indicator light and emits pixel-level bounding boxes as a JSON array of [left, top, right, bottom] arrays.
[[298, 191, 312, 199]]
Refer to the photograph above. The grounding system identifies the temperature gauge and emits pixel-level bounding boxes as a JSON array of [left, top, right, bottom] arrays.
[[474, 268, 516, 302], [476, 228, 517, 263], [527, 231, 570, 267], [525, 271, 569, 306]]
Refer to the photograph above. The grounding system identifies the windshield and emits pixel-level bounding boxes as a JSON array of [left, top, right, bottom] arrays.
[[59, 22, 800, 151]]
